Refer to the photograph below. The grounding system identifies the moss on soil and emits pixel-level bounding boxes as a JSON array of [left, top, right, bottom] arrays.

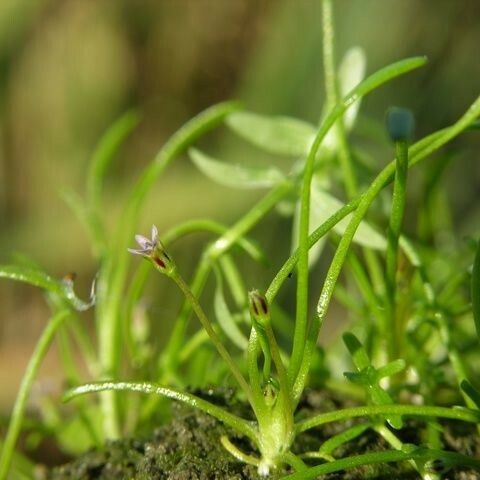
[[47, 389, 480, 479]]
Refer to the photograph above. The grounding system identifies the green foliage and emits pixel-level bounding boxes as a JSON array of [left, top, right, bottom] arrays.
[[2, 2, 480, 479]]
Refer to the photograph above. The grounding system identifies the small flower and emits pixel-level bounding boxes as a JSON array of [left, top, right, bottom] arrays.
[[128, 225, 174, 274]]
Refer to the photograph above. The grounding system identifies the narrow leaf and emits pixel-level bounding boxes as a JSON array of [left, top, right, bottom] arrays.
[[0, 265, 94, 311], [0, 265, 65, 296], [291, 176, 328, 268], [460, 380, 480, 409], [471, 239, 480, 339], [87, 110, 140, 205], [319, 423, 371, 455], [376, 359, 406, 379], [311, 186, 386, 250], [343, 333, 370, 370], [213, 269, 248, 350], [189, 148, 284, 189], [338, 46, 367, 130], [226, 112, 316, 157], [64, 381, 256, 442]]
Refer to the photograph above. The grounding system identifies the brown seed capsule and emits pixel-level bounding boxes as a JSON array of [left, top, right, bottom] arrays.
[[249, 290, 269, 318]]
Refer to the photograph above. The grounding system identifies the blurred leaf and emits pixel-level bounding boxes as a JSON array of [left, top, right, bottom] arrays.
[[61, 188, 104, 257], [55, 406, 104, 455], [376, 359, 406, 379], [343, 332, 370, 370], [213, 268, 248, 350], [311, 186, 386, 250], [467, 120, 480, 130], [189, 148, 285, 189], [0, 265, 94, 311], [291, 176, 329, 268], [471, 238, 480, 339], [226, 111, 316, 156], [338, 46, 367, 130], [87, 110, 141, 205], [0, 265, 66, 295], [343, 332, 402, 429], [319, 423, 371, 456], [460, 380, 480, 409]]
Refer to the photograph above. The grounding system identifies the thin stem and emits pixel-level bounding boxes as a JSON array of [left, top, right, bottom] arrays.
[[268, 96, 480, 311], [247, 330, 267, 415], [374, 424, 420, 475], [322, 0, 357, 196], [0, 309, 70, 480], [160, 181, 292, 378], [65, 381, 257, 443], [171, 272, 255, 409], [295, 404, 480, 433], [292, 94, 480, 401], [220, 436, 260, 467], [97, 101, 240, 438], [288, 58, 428, 382], [385, 140, 409, 360]]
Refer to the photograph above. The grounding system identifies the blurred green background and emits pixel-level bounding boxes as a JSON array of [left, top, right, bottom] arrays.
[[1, 0, 479, 414]]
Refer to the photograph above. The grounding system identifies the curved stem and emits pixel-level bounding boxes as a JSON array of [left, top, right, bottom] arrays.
[[64, 381, 257, 443], [385, 140, 409, 360], [0, 309, 70, 480], [290, 56, 427, 383], [97, 101, 241, 437], [160, 181, 292, 379], [281, 448, 480, 480], [292, 94, 480, 401], [171, 272, 255, 408], [296, 404, 480, 434]]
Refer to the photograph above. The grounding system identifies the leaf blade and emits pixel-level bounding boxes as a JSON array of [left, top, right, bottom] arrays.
[[189, 148, 285, 189], [226, 112, 317, 157]]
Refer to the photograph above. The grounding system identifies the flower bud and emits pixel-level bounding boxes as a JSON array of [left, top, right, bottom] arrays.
[[386, 107, 415, 142], [248, 290, 269, 321]]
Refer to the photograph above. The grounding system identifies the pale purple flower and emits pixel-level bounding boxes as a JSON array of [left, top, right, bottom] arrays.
[[128, 225, 173, 272], [128, 225, 160, 257]]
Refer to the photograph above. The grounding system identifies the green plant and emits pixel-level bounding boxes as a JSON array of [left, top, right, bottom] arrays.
[[2, 1, 480, 478]]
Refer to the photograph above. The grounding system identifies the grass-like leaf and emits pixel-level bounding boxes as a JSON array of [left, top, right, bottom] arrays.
[[213, 268, 248, 350], [64, 381, 257, 442], [472, 238, 480, 339], [460, 380, 480, 410], [87, 110, 141, 208], [337, 46, 367, 130], [281, 448, 480, 480], [311, 187, 386, 250], [0, 265, 93, 311], [189, 148, 285, 189], [226, 112, 317, 157]]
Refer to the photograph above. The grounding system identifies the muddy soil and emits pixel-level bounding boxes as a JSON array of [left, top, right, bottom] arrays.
[[47, 389, 480, 479]]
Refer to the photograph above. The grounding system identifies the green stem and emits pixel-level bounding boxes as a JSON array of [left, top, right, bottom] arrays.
[[97, 101, 240, 437], [374, 424, 420, 475], [385, 140, 409, 360], [292, 94, 480, 402], [65, 381, 257, 443], [160, 181, 292, 378], [296, 404, 480, 433], [247, 330, 267, 413], [171, 272, 255, 409], [282, 448, 480, 480], [0, 309, 70, 480], [268, 96, 480, 311], [322, 0, 357, 196], [289, 57, 427, 383]]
